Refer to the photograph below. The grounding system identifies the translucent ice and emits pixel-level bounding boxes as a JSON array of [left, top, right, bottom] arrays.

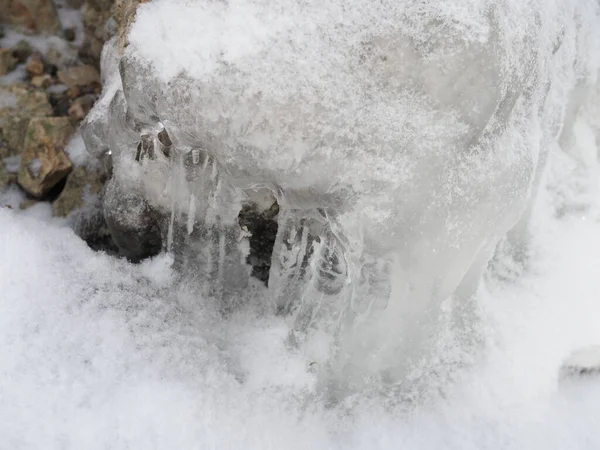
[[82, 0, 600, 396]]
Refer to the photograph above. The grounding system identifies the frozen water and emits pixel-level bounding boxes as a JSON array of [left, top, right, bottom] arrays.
[[80, 0, 600, 398]]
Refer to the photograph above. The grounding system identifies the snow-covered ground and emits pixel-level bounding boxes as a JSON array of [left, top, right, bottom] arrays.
[[0, 135, 599, 448]]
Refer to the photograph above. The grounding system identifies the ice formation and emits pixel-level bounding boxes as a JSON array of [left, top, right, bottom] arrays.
[[82, 0, 600, 397]]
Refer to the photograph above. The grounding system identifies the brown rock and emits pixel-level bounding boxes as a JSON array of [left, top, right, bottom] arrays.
[[68, 100, 86, 122], [0, 160, 17, 191], [52, 165, 106, 217], [18, 117, 75, 198], [76, 0, 145, 67], [44, 47, 78, 70], [31, 73, 53, 88], [52, 163, 113, 250], [79, 0, 116, 66], [26, 53, 45, 76], [0, 0, 62, 34], [68, 94, 96, 122], [0, 85, 53, 117], [114, 0, 149, 50], [2, 116, 31, 153], [0, 142, 9, 160], [0, 85, 52, 155], [0, 48, 17, 75], [57, 65, 101, 91]]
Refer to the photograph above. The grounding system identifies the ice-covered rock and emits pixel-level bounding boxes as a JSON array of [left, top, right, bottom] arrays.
[[82, 0, 600, 395]]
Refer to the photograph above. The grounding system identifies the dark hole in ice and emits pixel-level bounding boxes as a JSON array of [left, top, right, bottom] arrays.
[[238, 200, 279, 285], [135, 134, 155, 162]]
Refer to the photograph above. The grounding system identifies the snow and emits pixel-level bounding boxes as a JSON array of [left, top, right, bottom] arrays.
[[28, 158, 42, 177], [65, 131, 102, 169], [54, 0, 86, 48], [1, 141, 600, 448]]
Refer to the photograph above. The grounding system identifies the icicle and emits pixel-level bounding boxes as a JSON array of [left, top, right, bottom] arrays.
[[187, 194, 196, 236]]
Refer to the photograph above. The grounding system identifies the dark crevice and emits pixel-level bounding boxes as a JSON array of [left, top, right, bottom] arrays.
[[238, 201, 279, 285]]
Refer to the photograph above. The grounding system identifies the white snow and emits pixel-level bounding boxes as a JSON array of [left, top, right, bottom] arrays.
[[1, 138, 600, 448], [65, 131, 102, 169]]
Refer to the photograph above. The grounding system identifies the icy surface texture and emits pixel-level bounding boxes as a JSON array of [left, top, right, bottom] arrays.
[[82, 0, 600, 395]]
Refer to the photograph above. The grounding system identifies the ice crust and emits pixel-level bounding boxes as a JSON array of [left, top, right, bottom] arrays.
[[81, 0, 600, 394]]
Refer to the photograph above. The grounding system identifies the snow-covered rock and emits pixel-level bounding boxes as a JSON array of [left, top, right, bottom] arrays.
[[82, 0, 600, 393]]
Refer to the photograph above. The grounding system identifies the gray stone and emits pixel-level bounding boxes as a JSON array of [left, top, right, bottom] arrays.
[[102, 177, 163, 262]]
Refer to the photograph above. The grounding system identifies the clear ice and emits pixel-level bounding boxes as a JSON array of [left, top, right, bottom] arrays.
[[82, 0, 600, 396]]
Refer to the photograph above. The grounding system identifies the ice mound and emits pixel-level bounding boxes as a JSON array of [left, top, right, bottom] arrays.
[[81, 0, 600, 396]]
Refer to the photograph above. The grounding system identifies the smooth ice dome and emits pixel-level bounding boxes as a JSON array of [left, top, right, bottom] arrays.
[[82, 0, 600, 395]]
